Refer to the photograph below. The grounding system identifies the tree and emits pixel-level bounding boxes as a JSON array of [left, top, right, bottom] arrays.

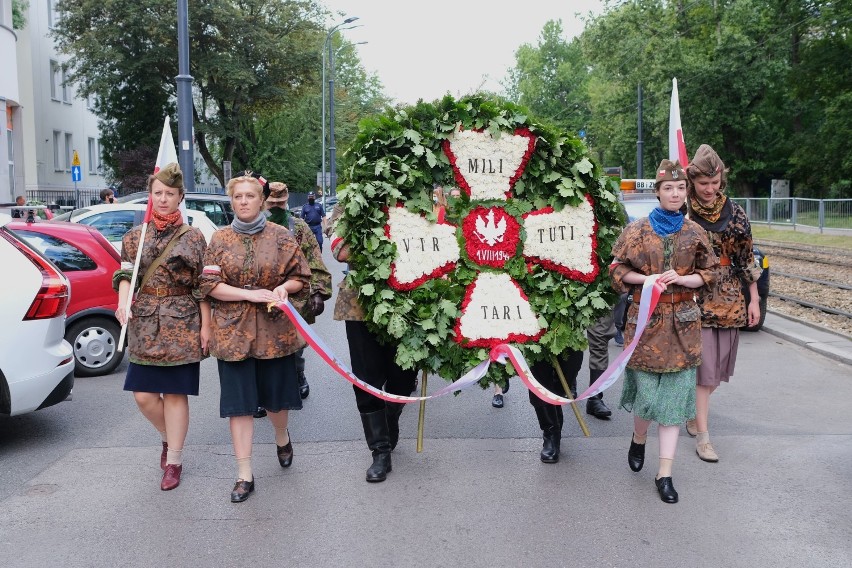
[[53, 0, 327, 186]]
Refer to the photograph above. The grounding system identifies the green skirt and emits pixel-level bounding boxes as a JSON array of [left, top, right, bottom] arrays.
[[619, 367, 696, 426]]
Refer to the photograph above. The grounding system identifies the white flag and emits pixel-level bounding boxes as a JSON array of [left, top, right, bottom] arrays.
[[668, 78, 689, 168]]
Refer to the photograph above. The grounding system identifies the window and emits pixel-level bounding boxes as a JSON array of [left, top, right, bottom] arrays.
[[87, 94, 96, 111], [87, 137, 97, 173], [47, 0, 59, 28], [50, 60, 60, 101], [64, 132, 73, 171], [15, 231, 97, 272], [77, 211, 137, 245], [61, 67, 71, 103], [98, 140, 104, 172], [53, 130, 62, 171]]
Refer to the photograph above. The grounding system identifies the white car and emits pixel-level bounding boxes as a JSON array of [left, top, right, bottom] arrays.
[[0, 213, 75, 416], [52, 203, 218, 251]]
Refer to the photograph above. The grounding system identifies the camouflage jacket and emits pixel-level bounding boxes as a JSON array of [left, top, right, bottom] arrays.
[[113, 223, 207, 366], [610, 218, 718, 373], [269, 212, 333, 324], [329, 203, 366, 322], [690, 199, 761, 328], [199, 224, 311, 361]]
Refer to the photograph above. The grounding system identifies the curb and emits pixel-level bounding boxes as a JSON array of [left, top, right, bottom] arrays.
[[762, 311, 852, 367]]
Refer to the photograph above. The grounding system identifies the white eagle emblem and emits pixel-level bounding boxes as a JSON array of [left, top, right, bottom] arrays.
[[475, 209, 507, 246]]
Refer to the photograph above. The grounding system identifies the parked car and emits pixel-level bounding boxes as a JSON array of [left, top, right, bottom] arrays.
[[0, 214, 74, 416], [118, 191, 234, 227], [52, 203, 218, 250], [10, 219, 125, 377], [619, 183, 770, 331]]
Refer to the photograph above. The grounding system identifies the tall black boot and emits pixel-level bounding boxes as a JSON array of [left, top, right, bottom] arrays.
[[586, 369, 612, 419], [360, 411, 392, 482], [534, 405, 562, 463], [385, 402, 404, 450]]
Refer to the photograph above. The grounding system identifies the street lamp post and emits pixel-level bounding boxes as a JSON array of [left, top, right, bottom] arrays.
[[321, 17, 358, 208], [176, 0, 194, 191]]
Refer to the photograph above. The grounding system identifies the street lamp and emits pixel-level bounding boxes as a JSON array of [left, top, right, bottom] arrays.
[[321, 16, 358, 207]]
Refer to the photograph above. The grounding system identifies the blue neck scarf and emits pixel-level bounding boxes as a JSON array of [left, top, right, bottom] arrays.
[[648, 206, 684, 236]]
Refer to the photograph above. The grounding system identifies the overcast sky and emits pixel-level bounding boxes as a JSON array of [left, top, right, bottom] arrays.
[[321, 0, 606, 105]]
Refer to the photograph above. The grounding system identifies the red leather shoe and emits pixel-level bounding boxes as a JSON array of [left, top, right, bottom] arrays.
[[161, 464, 182, 491], [160, 442, 168, 470]]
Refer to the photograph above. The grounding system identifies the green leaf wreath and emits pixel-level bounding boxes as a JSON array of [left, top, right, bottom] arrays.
[[336, 95, 624, 385]]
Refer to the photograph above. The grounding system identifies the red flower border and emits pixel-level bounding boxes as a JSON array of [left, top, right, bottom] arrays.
[[461, 206, 521, 269], [442, 127, 537, 200], [521, 194, 600, 284], [384, 203, 458, 291], [453, 273, 546, 348]]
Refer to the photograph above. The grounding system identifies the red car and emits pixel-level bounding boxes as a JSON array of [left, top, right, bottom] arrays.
[[9, 219, 124, 376]]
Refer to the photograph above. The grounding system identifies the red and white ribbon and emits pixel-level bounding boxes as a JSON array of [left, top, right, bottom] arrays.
[[273, 276, 663, 405]]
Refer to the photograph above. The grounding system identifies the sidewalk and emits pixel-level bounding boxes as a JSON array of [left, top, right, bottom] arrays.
[[761, 311, 852, 366]]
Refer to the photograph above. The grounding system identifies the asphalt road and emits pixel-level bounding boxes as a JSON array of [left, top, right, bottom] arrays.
[[1, 248, 850, 567]]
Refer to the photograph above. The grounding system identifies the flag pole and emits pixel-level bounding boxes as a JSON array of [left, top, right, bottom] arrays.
[[117, 221, 148, 351]]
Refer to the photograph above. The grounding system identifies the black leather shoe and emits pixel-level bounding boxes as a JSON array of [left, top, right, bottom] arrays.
[[366, 452, 392, 482], [628, 439, 645, 472], [277, 435, 293, 468], [253, 407, 267, 418], [298, 372, 310, 399], [540, 434, 560, 463], [586, 395, 612, 419], [230, 478, 255, 503], [491, 394, 504, 408], [502, 380, 510, 394], [655, 476, 678, 503]]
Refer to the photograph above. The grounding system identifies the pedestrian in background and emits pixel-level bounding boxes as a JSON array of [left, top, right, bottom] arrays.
[[100, 188, 116, 204], [266, 181, 332, 400], [609, 159, 717, 503], [114, 162, 210, 492], [301, 191, 325, 251], [686, 144, 761, 463], [200, 172, 310, 503]]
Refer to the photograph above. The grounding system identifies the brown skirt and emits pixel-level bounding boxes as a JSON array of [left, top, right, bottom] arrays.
[[696, 327, 739, 386]]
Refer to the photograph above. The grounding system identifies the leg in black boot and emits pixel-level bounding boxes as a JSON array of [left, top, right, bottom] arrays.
[[586, 369, 612, 419], [361, 410, 392, 482], [534, 405, 562, 463], [385, 402, 404, 450]]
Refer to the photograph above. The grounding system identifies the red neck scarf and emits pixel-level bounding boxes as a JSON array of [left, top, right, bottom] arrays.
[[151, 208, 183, 231]]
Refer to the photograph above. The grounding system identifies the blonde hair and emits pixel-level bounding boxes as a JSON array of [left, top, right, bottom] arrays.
[[226, 175, 263, 197]]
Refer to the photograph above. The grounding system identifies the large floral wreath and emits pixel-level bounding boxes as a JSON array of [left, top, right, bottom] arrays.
[[336, 96, 624, 384]]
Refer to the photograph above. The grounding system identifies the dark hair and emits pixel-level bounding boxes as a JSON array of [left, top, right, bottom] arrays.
[[100, 188, 114, 201]]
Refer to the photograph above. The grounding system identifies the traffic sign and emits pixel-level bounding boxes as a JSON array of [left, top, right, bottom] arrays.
[[71, 165, 82, 182], [72, 150, 80, 167]]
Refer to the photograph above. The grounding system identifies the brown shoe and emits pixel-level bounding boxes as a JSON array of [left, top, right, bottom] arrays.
[[685, 419, 698, 437], [230, 478, 255, 503], [696, 432, 719, 462], [160, 442, 168, 470], [160, 464, 182, 491], [277, 435, 293, 468]]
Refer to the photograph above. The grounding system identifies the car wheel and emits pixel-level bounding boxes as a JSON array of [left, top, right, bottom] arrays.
[[742, 295, 767, 332], [65, 317, 124, 377]]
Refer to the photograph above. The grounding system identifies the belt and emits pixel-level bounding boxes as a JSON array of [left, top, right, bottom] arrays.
[[631, 291, 694, 304], [718, 255, 731, 266], [140, 286, 191, 298]]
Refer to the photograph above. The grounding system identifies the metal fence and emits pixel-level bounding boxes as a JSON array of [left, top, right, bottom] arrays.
[[731, 198, 852, 234], [26, 189, 103, 209]]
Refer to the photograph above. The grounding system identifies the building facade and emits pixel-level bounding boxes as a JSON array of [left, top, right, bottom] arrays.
[[1, 0, 24, 203], [8, 0, 105, 205]]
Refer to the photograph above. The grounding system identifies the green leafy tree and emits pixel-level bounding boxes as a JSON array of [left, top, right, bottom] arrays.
[[12, 0, 28, 29], [53, 0, 326, 186]]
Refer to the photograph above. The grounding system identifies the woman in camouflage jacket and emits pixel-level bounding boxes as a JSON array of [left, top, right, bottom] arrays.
[[610, 159, 717, 504], [114, 162, 210, 492], [200, 173, 310, 503], [686, 144, 761, 463]]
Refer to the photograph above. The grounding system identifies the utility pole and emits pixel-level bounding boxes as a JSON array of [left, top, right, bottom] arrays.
[[636, 83, 644, 179], [176, 0, 195, 191]]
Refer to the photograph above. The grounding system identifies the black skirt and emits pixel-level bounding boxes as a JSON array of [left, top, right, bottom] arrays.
[[123, 362, 201, 396], [217, 355, 302, 417]]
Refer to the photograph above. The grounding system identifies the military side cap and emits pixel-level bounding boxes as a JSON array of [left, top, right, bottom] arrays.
[[655, 159, 685, 183], [690, 144, 725, 177], [154, 162, 183, 189]]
